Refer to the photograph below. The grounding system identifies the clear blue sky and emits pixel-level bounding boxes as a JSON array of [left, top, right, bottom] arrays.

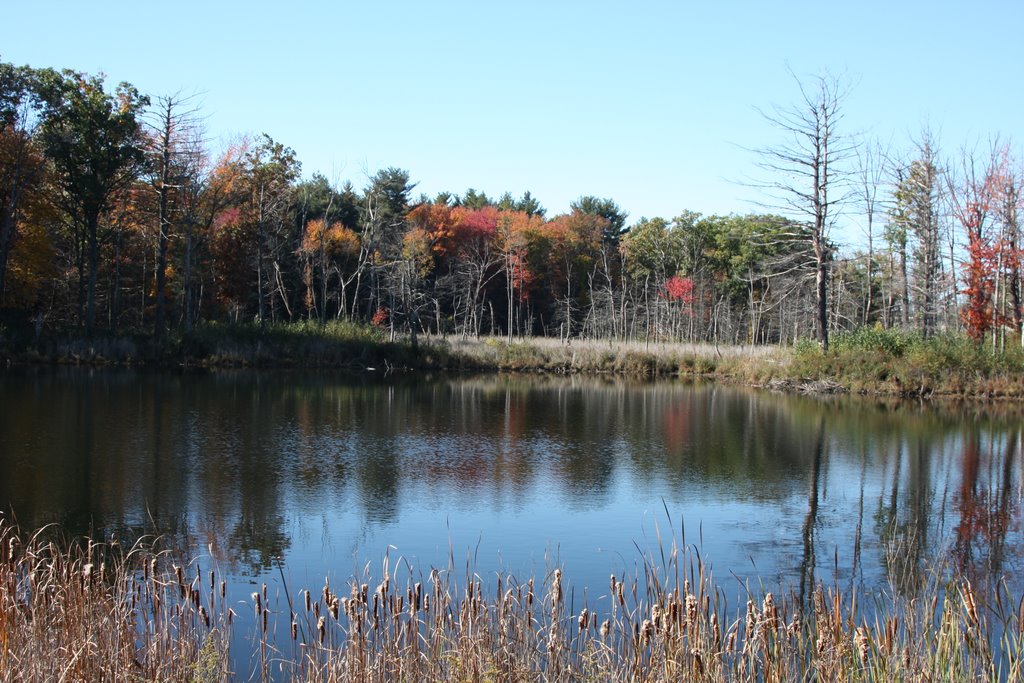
[[4, 1, 1023, 247]]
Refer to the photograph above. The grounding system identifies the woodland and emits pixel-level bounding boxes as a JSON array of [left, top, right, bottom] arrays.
[[0, 61, 1021, 358]]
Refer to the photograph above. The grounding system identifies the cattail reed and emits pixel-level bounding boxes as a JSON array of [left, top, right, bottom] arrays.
[[2, 517, 1023, 682]]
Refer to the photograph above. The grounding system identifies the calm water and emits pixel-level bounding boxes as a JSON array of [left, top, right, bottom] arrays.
[[1, 368, 1021, 608]]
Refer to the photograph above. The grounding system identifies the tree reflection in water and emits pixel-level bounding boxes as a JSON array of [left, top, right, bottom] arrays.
[[0, 369, 1020, 598]]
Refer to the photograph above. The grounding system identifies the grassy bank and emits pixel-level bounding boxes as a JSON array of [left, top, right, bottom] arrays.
[[2, 519, 1022, 682], [779, 328, 1024, 399], [0, 319, 767, 375], [3, 319, 1024, 398]]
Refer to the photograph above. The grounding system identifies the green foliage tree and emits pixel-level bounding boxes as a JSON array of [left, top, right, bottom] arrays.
[[571, 195, 627, 243], [460, 188, 491, 210], [891, 138, 942, 337], [0, 61, 51, 304], [243, 134, 300, 322], [38, 71, 148, 334]]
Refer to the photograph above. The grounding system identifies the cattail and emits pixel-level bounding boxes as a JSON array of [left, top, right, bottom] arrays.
[[962, 581, 979, 626], [262, 608, 268, 633], [7, 537, 15, 562], [82, 563, 94, 585], [317, 616, 326, 644], [668, 598, 680, 628], [220, 580, 226, 600], [711, 612, 721, 650], [882, 617, 897, 656], [414, 582, 422, 611], [642, 619, 654, 644], [692, 649, 705, 676], [209, 570, 215, 592], [745, 599, 757, 636], [686, 593, 698, 628], [252, 592, 261, 617], [854, 626, 870, 665], [762, 592, 778, 632], [788, 613, 802, 638], [291, 617, 298, 641], [199, 605, 210, 628], [578, 608, 589, 632], [610, 574, 617, 593], [304, 589, 312, 613], [600, 619, 610, 639], [552, 569, 563, 606], [329, 596, 340, 620]]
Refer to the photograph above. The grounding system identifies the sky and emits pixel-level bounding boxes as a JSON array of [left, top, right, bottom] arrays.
[[4, 1, 1023, 249]]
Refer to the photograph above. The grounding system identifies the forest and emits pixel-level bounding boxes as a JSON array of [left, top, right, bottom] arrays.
[[1, 61, 1021, 354]]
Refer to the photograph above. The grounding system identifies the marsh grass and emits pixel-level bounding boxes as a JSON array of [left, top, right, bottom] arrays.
[[443, 335, 779, 378], [791, 328, 1024, 398], [3, 516, 1022, 682], [0, 519, 229, 682]]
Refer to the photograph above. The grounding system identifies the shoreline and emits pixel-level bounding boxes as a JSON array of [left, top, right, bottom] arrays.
[[3, 323, 1024, 400]]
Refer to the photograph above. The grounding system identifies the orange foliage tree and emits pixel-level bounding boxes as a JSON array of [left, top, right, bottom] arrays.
[[536, 211, 607, 338], [298, 218, 359, 320], [496, 210, 543, 342]]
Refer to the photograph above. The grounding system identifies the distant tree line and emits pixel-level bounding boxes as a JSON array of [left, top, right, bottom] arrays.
[[0, 61, 1020, 348]]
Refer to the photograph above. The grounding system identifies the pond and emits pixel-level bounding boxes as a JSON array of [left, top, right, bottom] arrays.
[[1, 368, 1021, 662]]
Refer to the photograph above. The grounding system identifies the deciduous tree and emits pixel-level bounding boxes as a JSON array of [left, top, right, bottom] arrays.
[[755, 72, 852, 350], [38, 71, 148, 334]]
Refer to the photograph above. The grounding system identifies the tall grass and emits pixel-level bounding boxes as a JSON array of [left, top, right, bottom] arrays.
[[790, 328, 1024, 398], [3, 516, 1022, 681], [442, 335, 779, 377], [0, 520, 228, 682]]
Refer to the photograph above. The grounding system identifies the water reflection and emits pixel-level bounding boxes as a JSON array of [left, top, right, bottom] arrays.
[[0, 369, 1020, 598]]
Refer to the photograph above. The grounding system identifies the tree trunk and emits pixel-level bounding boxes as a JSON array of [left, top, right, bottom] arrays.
[[86, 214, 100, 336]]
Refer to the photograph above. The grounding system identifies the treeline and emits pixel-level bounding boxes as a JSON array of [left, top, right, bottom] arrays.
[[1, 62, 1021, 349]]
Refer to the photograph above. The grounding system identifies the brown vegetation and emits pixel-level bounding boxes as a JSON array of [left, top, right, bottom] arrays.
[[2, 518, 1023, 682]]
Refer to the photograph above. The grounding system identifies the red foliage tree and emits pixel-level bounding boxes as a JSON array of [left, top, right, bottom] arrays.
[[662, 275, 695, 306], [960, 200, 997, 341]]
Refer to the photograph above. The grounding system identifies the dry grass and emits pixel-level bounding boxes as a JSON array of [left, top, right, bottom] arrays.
[[440, 335, 784, 378], [0, 519, 229, 682], [2, 517, 1022, 682]]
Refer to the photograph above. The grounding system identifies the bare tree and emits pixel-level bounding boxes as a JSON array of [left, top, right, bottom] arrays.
[[753, 71, 854, 350], [144, 92, 203, 340], [855, 138, 888, 324]]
